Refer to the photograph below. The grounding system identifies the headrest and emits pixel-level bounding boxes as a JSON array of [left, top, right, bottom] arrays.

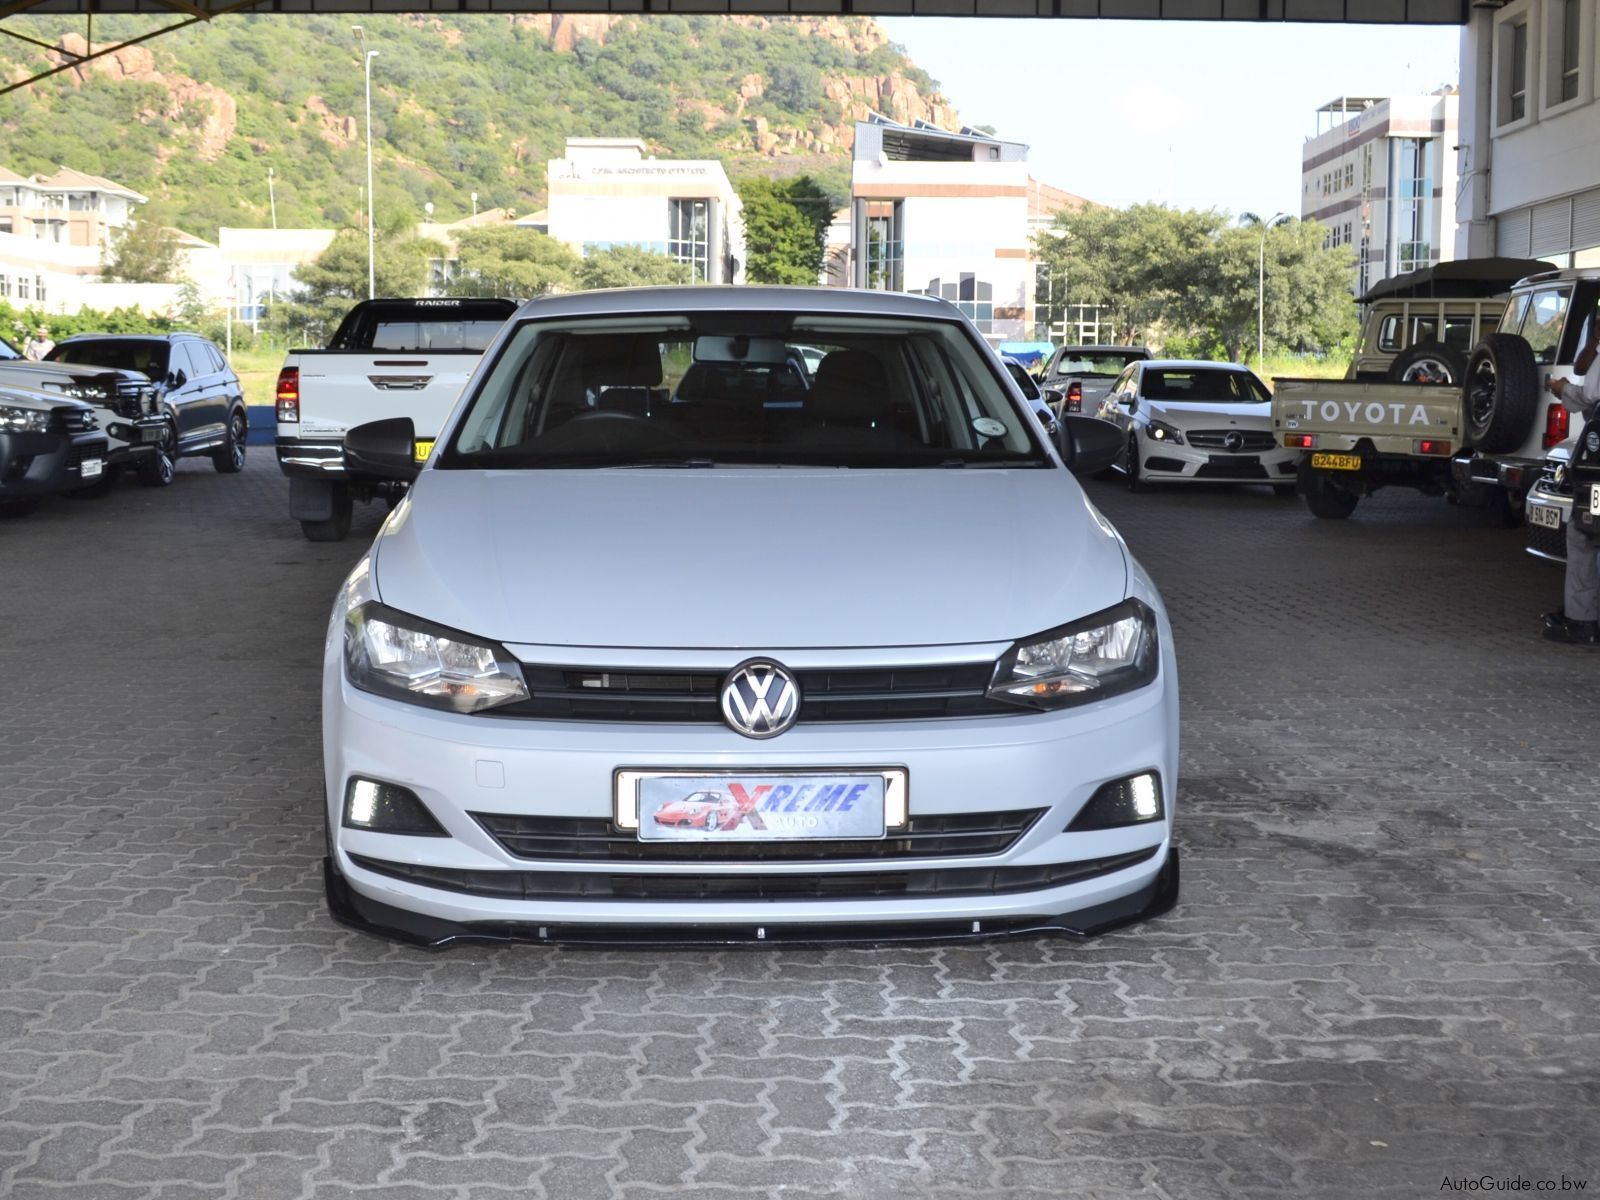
[[809, 350, 891, 425], [581, 335, 664, 388]]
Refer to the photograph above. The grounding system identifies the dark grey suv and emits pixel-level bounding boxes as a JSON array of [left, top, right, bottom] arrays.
[[47, 333, 248, 480]]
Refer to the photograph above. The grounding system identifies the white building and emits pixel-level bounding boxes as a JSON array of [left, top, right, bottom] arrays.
[[842, 118, 1087, 343], [1300, 91, 1460, 296], [1456, 0, 1600, 267], [545, 138, 745, 284]]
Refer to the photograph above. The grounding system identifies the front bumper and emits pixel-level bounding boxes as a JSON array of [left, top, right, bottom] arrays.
[[0, 429, 109, 498], [1138, 438, 1298, 484], [101, 414, 166, 466], [323, 638, 1180, 943]]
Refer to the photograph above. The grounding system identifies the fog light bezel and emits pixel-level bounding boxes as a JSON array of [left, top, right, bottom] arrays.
[[1066, 771, 1165, 832], [342, 777, 450, 837]]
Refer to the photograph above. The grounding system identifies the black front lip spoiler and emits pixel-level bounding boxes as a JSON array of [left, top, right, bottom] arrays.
[[322, 848, 1180, 950]]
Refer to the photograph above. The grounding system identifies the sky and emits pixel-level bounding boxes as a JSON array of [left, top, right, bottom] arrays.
[[878, 18, 1461, 219]]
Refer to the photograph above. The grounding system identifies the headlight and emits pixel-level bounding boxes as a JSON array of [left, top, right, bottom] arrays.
[[0, 404, 52, 434], [987, 599, 1158, 710], [1146, 419, 1185, 445], [344, 602, 529, 714]]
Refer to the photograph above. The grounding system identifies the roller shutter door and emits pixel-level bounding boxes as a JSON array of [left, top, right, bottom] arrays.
[[1573, 189, 1600, 253], [1497, 208, 1531, 257]]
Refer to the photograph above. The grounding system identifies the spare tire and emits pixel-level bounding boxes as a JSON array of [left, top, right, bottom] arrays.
[[1386, 341, 1465, 385], [1462, 333, 1540, 453]]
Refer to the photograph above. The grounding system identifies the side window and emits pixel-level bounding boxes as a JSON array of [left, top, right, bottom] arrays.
[[1516, 288, 1570, 366], [1442, 315, 1476, 354], [1112, 367, 1135, 399], [170, 343, 199, 383], [203, 343, 228, 374], [1410, 315, 1439, 346], [1556, 282, 1600, 364], [1377, 314, 1404, 353]]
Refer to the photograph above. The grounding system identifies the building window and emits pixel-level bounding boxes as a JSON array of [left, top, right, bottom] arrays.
[[668, 199, 709, 282], [1559, 0, 1581, 102], [0, 274, 9, 298], [925, 274, 993, 333], [1394, 137, 1434, 274], [34, 276, 45, 303], [864, 202, 903, 292], [17, 275, 29, 301], [1344, 163, 1354, 190], [1504, 18, 1529, 123]]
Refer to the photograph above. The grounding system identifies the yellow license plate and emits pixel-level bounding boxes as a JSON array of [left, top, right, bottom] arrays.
[[1311, 452, 1361, 471], [413, 438, 435, 463]]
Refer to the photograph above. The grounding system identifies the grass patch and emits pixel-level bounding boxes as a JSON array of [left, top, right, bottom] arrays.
[[230, 347, 285, 411], [1250, 352, 1351, 382]]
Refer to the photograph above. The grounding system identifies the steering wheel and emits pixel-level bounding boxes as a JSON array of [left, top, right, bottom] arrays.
[[562, 408, 652, 425]]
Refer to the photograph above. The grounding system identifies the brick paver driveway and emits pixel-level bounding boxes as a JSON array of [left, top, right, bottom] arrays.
[[2, 456, 1596, 1199]]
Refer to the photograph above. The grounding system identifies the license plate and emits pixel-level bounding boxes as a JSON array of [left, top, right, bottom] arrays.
[[138, 425, 164, 444], [79, 458, 103, 480], [1529, 503, 1563, 529], [1311, 452, 1362, 471], [616, 769, 907, 842], [413, 438, 435, 463]]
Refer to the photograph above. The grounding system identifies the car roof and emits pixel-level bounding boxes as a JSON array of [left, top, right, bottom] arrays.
[[1138, 360, 1254, 372], [60, 333, 198, 343], [1056, 345, 1151, 354], [514, 285, 962, 322]]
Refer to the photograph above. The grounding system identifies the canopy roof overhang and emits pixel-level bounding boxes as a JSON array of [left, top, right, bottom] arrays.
[[3, 0, 1480, 18]]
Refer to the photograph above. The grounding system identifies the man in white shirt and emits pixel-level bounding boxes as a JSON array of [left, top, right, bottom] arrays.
[[23, 326, 54, 361], [1544, 305, 1600, 644]]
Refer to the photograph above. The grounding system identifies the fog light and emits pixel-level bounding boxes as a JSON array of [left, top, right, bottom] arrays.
[[342, 778, 448, 836], [1067, 772, 1164, 832]]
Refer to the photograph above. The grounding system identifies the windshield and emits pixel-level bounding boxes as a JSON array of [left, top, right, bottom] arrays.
[[49, 340, 168, 377], [1003, 359, 1042, 400], [0, 337, 19, 360], [1141, 368, 1269, 404], [441, 314, 1049, 470], [1051, 351, 1145, 378]]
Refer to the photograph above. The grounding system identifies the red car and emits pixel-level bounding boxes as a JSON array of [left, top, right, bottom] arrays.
[[651, 790, 736, 831]]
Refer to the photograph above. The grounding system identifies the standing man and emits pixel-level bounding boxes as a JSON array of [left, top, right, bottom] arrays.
[[23, 326, 54, 361], [1544, 302, 1600, 644]]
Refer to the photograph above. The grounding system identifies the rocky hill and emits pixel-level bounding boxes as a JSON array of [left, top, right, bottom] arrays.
[[0, 13, 961, 238]]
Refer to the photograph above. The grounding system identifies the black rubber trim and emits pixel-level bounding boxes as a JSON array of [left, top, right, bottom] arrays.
[[321, 847, 1179, 950]]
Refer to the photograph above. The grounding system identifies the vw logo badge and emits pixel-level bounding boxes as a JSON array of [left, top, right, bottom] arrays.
[[720, 659, 800, 739], [1224, 431, 1244, 452]]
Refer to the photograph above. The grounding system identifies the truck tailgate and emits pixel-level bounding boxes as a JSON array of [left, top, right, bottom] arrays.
[[1272, 377, 1464, 454], [295, 353, 481, 440]]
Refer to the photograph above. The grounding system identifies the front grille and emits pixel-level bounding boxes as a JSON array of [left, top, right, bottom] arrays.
[[1527, 517, 1567, 561], [472, 808, 1046, 863], [65, 440, 98, 468], [347, 847, 1159, 902], [1196, 455, 1267, 479], [497, 662, 1020, 724], [1187, 430, 1276, 451], [110, 380, 154, 419], [49, 408, 96, 434]]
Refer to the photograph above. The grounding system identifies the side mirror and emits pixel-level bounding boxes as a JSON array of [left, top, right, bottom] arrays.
[[1124, 395, 1139, 412], [168, 370, 186, 389], [345, 417, 421, 482], [1057, 415, 1123, 476]]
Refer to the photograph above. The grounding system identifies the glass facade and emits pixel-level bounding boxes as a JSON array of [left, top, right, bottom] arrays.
[[667, 199, 709, 282], [1395, 137, 1435, 274], [924, 274, 993, 333]]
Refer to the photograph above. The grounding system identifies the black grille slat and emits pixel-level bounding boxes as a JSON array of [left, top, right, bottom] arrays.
[[501, 661, 1013, 724], [471, 809, 1046, 863], [347, 847, 1159, 902]]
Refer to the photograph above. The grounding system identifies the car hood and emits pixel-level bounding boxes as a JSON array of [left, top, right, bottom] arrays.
[[372, 468, 1129, 649], [1146, 400, 1272, 428]]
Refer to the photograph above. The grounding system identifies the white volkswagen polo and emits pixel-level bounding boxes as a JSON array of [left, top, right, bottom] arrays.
[[1097, 359, 1299, 495], [321, 287, 1179, 946]]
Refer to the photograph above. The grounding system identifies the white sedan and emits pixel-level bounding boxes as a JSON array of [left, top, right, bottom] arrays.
[[1096, 359, 1299, 496]]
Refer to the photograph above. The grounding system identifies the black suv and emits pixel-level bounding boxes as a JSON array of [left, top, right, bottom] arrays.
[[47, 333, 248, 478]]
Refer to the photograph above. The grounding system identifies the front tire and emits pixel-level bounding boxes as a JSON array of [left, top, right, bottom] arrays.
[[136, 424, 177, 488], [212, 408, 247, 474], [299, 485, 353, 542], [1125, 434, 1146, 494], [1301, 468, 1359, 519]]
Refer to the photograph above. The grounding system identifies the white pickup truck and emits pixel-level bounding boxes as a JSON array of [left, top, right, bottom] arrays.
[[1273, 267, 1599, 521], [274, 297, 517, 541]]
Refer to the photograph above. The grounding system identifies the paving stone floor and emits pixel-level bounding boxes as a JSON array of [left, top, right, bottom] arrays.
[[1, 454, 1596, 1199]]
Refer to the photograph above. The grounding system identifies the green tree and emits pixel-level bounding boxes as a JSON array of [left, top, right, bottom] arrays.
[[765, 62, 823, 113], [575, 245, 694, 291], [736, 175, 833, 285], [447, 226, 579, 298], [102, 217, 183, 283], [283, 226, 443, 334], [1197, 217, 1356, 362]]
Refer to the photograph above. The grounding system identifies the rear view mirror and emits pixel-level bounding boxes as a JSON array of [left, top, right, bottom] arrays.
[[693, 335, 788, 365], [345, 417, 421, 482], [1057, 415, 1123, 476]]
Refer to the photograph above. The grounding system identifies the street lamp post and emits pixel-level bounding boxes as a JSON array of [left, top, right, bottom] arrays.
[[354, 26, 378, 300], [267, 166, 277, 230], [1242, 211, 1290, 364]]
